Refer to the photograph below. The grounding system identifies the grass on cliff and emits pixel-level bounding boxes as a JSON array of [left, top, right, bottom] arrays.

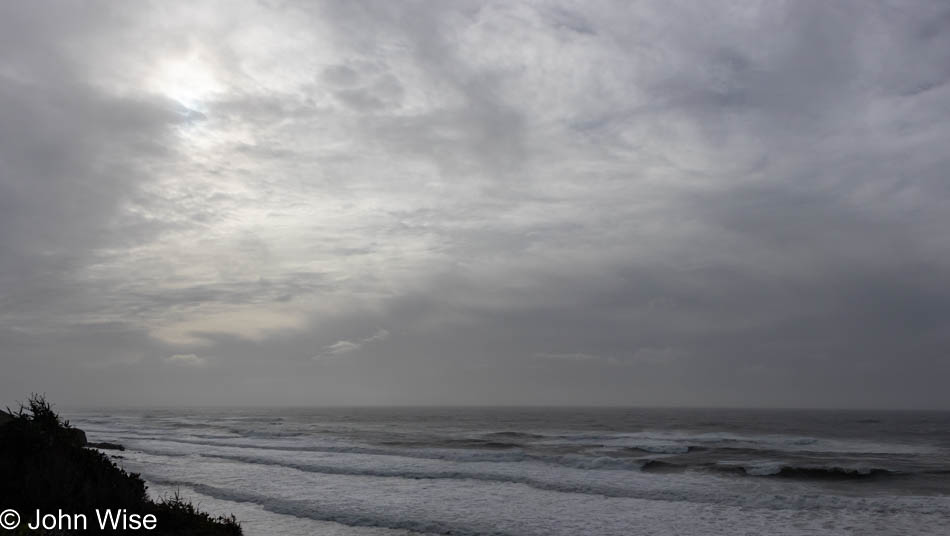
[[0, 394, 242, 535]]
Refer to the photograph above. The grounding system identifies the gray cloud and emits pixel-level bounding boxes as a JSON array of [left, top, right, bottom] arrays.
[[1, 1, 949, 408]]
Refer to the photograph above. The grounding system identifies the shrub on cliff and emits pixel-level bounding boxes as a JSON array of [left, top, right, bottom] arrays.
[[0, 395, 241, 535]]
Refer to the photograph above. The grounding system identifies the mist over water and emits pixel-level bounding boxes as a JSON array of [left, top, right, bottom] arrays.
[[70, 407, 950, 535]]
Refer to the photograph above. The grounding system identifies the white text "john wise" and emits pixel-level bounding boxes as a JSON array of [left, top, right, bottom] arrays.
[[28, 509, 157, 531]]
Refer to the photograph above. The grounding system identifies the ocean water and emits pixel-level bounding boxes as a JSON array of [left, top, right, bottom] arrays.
[[66, 407, 950, 535]]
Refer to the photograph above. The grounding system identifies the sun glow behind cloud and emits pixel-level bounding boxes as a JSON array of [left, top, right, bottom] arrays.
[[147, 51, 223, 110], [88, 6, 463, 347]]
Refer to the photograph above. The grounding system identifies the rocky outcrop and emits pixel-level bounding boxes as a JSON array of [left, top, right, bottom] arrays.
[[66, 426, 87, 447], [88, 441, 125, 451]]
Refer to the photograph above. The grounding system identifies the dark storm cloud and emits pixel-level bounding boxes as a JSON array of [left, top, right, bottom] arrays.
[[1, 0, 949, 408]]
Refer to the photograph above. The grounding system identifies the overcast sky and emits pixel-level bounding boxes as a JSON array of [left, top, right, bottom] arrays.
[[1, 0, 949, 409]]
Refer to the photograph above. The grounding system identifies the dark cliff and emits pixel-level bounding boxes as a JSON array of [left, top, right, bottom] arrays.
[[0, 395, 242, 535]]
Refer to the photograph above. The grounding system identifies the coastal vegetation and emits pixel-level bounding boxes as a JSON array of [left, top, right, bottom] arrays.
[[0, 395, 241, 535]]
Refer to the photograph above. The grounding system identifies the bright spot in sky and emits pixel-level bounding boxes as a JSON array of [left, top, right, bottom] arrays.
[[148, 52, 221, 110]]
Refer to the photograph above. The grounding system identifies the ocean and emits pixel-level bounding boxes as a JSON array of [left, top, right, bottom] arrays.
[[66, 407, 950, 535]]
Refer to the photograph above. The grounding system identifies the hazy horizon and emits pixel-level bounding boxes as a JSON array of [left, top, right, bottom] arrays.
[[45, 401, 950, 412], [2, 1, 950, 409]]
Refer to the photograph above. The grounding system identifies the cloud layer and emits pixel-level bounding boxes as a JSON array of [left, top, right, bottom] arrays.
[[1, 1, 949, 408]]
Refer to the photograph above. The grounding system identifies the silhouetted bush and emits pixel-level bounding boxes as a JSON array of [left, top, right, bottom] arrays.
[[0, 394, 241, 535]]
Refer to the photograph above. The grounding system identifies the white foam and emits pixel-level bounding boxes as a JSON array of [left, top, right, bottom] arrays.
[[115, 450, 950, 536], [71, 411, 950, 535]]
